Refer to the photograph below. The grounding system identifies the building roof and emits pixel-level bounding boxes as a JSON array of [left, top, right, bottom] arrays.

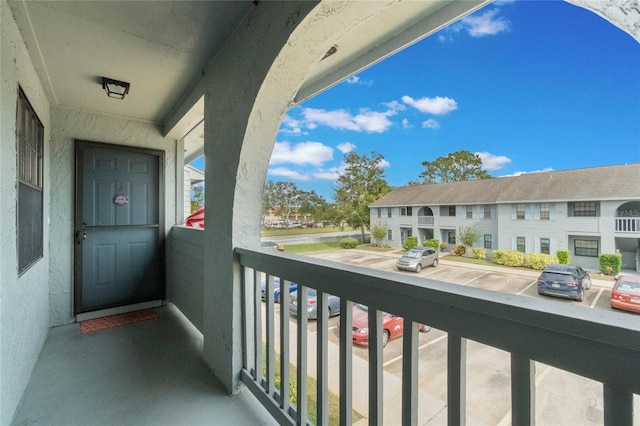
[[371, 163, 640, 207]]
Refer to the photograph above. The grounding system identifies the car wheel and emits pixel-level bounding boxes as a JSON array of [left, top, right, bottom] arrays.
[[584, 277, 592, 290], [415, 264, 422, 273], [382, 330, 390, 347], [432, 258, 438, 267], [419, 324, 431, 333], [577, 288, 584, 302]]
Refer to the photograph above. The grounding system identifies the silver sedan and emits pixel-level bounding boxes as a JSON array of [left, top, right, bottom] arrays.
[[289, 287, 340, 319]]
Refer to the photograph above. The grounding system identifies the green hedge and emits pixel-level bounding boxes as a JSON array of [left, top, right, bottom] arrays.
[[403, 236, 419, 251], [557, 250, 570, 264], [471, 247, 487, 259], [525, 253, 559, 270], [339, 237, 359, 249], [492, 250, 525, 267], [599, 253, 622, 275], [424, 239, 439, 250]]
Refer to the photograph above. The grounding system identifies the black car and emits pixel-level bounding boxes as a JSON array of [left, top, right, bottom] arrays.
[[537, 264, 592, 302]]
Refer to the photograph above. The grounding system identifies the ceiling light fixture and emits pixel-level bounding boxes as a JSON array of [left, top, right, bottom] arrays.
[[102, 77, 130, 100]]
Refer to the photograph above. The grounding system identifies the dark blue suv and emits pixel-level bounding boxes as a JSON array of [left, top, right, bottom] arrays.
[[537, 264, 592, 302]]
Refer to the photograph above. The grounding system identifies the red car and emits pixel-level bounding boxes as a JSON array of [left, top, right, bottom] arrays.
[[610, 275, 640, 314], [347, 304, 430, 347]]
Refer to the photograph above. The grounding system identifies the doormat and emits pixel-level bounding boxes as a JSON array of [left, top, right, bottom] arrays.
[[79, 309, 158, 335]]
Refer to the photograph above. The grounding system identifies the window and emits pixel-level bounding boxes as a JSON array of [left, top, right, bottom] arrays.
[[377, 208, 381, 218], [466, 205, 473, 219], [448, 206, 456, 217], [540, 203, 549, 220], [387, 230, 393, 240], [575, 239, 598, 257], [484, 205, 492, 219], [447, 231, 456, 245], [516, 237, 525, 253], [540, 238, 550, 254], [484, 234, 492, 249], [569, 201, 599, 217], [17, 88, 44, 274], [387, 208, 392, 218], [516, 204, 525, 220], [400, 206, 413, 216]]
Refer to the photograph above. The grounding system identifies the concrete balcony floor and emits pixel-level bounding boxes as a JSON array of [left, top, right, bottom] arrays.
[[11, 305, 277, 426]]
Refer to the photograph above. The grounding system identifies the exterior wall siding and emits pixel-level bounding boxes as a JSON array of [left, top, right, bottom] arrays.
[[0, 3, 52, 423]]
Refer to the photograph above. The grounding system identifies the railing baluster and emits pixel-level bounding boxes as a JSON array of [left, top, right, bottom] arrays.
[[339, 299, 353, 424], [280, 280, 291, 414], [296, 286, 309, 425], [241, 266, 251, 372], [511, 354, 535, 425], [254, 269, 262, 382], [448, 334, 467, 426], [266, 275, 276, 396], [402, 319, 418, 426], [368, 307, 383, 425], [316, 291, 329, 426], [604, 384, 633, 426]]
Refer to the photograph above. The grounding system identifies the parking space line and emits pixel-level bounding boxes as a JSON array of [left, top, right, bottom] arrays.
[[462, 271, 490, 286], [517, 279, 538, 295], [382, 334, 448, 368], [590, 287, 605, 309]]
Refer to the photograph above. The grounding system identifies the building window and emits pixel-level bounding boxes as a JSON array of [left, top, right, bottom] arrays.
[[447, 231, 456, 245], [540, 238, 550, 254], [377, 208, 381, 218], [484, 234, 492, 249], [569, 201, 599, 217], [516, 203, 525, 220], [540, 203, 549, 220], [17, 88, 44, 274], [400, 206, 413, 216], [387, 208, 392, 218], [387, 230, 393, 240], [484, 205, 492, 219], [466, 205, 473, 219], [448, 206, 456, 217], [575, 239, 598, 257], [516, 237, 525, 253]]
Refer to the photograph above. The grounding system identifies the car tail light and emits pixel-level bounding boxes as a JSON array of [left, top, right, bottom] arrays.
[[307, 299, 316, 305], [567, 281, 578, 287]]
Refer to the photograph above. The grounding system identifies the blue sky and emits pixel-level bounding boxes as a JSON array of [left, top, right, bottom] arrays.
[[193, 1, 639, 201]]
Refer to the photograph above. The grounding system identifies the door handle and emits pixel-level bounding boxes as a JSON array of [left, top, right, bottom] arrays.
[[75, 230, 87, 244]]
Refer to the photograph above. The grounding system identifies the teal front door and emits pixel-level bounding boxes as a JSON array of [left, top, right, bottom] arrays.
[[74, 141, 164, 314]]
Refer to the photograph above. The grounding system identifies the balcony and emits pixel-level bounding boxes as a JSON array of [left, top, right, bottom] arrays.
[[615, 218, 640, 233], [418, 215, 434, 226], [13, 228, 639, 425]]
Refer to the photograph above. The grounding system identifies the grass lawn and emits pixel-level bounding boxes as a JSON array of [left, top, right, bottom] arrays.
[[282, 242, 342, 254], [444, 254, 537, 273], [262, 227, 356, 237]]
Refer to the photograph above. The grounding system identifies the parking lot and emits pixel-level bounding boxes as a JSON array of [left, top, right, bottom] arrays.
[[270, 249, 638, 425]]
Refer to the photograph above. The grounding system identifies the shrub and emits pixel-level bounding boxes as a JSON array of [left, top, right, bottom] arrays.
[[471, 247, 487, 259], [339, 238, 358, 249], [440, 242, 448, 252], [424, 239, 439, 250], [557, 250, 570, 264], [371, 221, 388, 246], [599, 253, 622, 275], [492, 250, 505, 265], [501, 250, 526, 267], [403, 236, 419, 251], [525, 253, 559, 270], [454, 245, 466, 256]]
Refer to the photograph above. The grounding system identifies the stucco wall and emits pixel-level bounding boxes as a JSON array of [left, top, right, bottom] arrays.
[[0, 1, 52, 423], [49, 106, 177, 326]]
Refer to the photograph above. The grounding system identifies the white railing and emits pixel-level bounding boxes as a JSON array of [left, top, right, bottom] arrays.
[[418, 215, 434, 226], [236, 248, 639, 425], [615, 218, 640, 233]]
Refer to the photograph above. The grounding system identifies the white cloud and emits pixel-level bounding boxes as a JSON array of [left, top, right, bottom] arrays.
[[378, 159, 391, 169], [337, 142, 356, 154], [475, 151, 512, 171], [402, 118, 411, 129], [268, 167, 310, 181], [270, 141, 333, 166], [422, 119, 440, 129], [462, 9, 510, 37], [385, 100, 406, 112], [346, 76, 360, 84], [302, 107, 396, 133], [501, 167, 554, 177], [313, 163, 346, 181], [402, 95, 458, 115], [279, 114, 307, 135]]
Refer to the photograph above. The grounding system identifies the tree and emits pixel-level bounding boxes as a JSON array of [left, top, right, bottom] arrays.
[[371, 221, 389, 246], [191, 184, 204, 213], [297, 190, 329, 225], [334, 151, 392, 242], [419, 150, 492, 183], [263, 180, 304, 226], [457, 224, 481, 252]]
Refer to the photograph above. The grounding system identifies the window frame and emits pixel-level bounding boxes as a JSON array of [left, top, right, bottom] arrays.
[[466, 205, 473, 219], [540, 238, 550, 254], [448, 206, 456, 217], [540, 203, 550, 220], [484, 204, 492, 219], [569, 201, 599, 217], [484, 234, 492, 249], [516, 236, 525, 253], [16, 87, 45, 275], [574, 239, 598, 257], [516, 203, 525, 220], [400, 206, 413, 216]]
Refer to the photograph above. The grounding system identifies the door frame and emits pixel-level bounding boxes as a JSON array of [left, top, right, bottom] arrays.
[[73, 140, 166, 314]]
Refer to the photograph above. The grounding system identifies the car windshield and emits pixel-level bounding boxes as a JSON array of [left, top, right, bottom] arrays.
[[540, 272, 572, 282], [617, 280, 640, 293], [404, 250, 422, 259]]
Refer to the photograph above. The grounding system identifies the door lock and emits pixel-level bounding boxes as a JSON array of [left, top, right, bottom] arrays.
[[75, 230, 87, 244]]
